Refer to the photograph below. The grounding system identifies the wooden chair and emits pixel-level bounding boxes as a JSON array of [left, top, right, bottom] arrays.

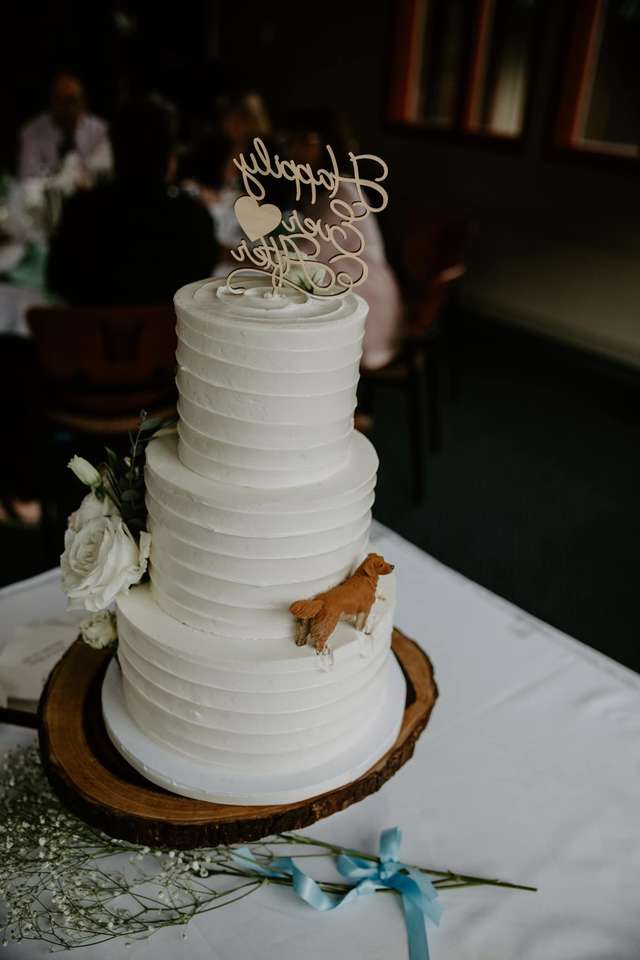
[[27, 304, 177, 433], [360, 213, 468, 503], [26, 304, 177, 560]]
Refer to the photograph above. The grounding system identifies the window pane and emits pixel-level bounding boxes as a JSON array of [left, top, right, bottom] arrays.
[[477, 0, 536, 136], [583, 0, 640, 149], [417, 0, 475, 128]]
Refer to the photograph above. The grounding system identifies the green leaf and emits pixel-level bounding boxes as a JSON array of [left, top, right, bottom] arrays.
[[103, 447, 121, 469]]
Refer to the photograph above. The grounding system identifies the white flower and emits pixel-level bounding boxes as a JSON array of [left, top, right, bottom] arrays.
[[79, 610, 118, 649], [68, 491, 116, 532], [68, 456, 101, 488], [61, 515, 151, 612]]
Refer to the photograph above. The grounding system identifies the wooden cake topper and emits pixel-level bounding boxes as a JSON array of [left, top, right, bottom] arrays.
[[290, 553, 394, 653], [227, 137, 389, 298]]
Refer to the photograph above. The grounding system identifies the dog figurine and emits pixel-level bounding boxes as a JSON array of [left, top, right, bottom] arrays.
[[289, 553, 394, 653]]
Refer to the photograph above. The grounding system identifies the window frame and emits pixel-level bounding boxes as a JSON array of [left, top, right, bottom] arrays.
[[387, 0, 544, 152], [548, 0, 640, 169]]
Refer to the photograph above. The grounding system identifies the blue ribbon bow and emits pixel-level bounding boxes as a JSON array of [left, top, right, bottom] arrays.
[[232, 827, 441, 960]]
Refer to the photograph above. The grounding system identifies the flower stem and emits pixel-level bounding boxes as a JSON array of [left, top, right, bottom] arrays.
[[276, 833, 537, 894]]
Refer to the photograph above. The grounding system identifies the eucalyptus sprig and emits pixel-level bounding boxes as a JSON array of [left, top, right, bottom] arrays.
[[274, 833, 537, 893], [99, 410, 176, 539]]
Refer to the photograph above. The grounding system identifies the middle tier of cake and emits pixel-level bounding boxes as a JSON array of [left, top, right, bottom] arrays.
[[145, 429, 378, 640]]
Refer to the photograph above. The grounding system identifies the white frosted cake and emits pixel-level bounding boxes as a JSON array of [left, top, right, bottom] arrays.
[[105, 276, 405, 805]]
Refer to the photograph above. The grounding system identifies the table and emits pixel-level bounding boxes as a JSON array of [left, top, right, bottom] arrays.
[[1, 523, 639, 959], [0, 242, 52, 336]]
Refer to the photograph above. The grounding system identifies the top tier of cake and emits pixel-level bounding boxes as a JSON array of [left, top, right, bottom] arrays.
[[174, 277, 367, 488]]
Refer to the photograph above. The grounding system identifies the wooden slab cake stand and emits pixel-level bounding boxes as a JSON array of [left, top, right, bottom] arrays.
[[38, 631, 437, 849]]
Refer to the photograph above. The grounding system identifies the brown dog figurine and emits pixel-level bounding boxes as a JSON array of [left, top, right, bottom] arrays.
[[289, 553, 394, 653]]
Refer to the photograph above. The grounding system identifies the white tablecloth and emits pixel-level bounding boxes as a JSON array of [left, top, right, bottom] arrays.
[[1, 523, 639, 959]]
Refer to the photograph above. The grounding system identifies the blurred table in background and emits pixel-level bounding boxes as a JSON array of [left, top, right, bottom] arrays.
[[0, 173, 66, 336], [0, 522, 639, 959], [0, 283, 50, 337], [0, 241, 54, 337]]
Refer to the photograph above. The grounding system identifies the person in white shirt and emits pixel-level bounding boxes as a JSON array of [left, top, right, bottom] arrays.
[[18, 73, 109, 181]]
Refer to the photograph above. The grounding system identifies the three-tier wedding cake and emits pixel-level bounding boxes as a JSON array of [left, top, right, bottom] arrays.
[[103, 275, 405, 805]]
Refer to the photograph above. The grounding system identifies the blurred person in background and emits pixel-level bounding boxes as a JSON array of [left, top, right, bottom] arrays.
[[0, 335, 42, 527], [219, 91, 271, 177], [286, 107, 401, 371], [18, 72, 110, 183], [181, 118, 294, 277], [204, 91, 272, 271], [179, 131, 238, 273], [47, 96, 218, 305]]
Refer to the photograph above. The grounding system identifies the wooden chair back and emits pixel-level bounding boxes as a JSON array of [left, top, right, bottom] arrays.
[[27, 305, 177, 426], [403, 213, 469, 338]]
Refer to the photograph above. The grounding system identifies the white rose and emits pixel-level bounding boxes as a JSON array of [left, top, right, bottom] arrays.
[[68, 491, 116, 532], [68, 455, 101, 488], [80, 610, 118, 649], [61, 516, 151, 612]]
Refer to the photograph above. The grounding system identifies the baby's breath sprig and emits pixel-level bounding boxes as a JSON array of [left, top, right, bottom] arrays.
[[0, 747, 269, 950], [0, 746, 535, 952]]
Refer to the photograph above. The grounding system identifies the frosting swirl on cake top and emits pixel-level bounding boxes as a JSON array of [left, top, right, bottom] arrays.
[[175, 276, 368, 343]]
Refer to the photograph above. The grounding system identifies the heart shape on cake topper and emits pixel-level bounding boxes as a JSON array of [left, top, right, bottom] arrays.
[[234, 195, 282, 241]]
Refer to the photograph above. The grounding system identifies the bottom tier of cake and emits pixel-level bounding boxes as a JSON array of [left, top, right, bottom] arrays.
[[106, 577, 404, 804]]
